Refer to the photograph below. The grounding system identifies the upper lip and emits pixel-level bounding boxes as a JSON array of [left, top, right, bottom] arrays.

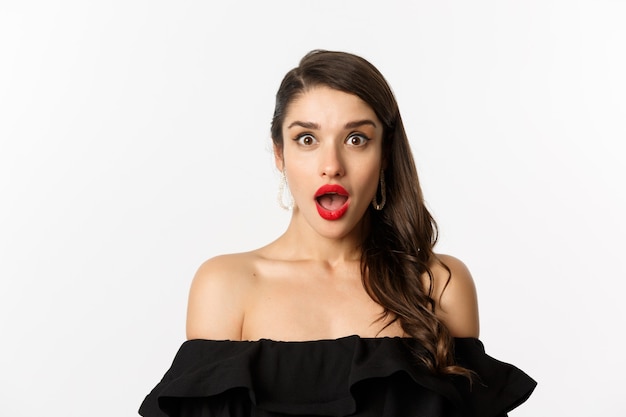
[[314, 184, 349, 198]]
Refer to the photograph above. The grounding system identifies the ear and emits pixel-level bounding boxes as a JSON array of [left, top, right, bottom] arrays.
[[273, 143, 284, 171]]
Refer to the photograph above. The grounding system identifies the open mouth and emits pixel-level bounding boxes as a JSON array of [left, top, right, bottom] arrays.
[[314, 184, 350, 220], [316, 193, 348, 211]]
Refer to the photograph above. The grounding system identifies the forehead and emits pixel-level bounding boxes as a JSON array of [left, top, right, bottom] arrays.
[[283, 86, 381, 128]]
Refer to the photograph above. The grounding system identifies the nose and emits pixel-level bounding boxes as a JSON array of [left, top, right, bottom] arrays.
[[320, 143, 345, 178]]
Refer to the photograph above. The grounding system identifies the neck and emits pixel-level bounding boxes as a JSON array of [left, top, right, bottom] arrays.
[[277, 211, 366, 265]]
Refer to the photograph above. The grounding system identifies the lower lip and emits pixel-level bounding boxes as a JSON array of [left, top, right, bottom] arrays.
[[315, 200, 350, 220]]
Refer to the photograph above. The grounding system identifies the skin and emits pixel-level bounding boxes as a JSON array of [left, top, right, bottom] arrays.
[[186, 86, 479, 342]]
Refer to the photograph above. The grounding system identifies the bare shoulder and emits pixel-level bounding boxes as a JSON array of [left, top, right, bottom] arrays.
[[186, 252, 256, 341], [427, 254, 480, 338]]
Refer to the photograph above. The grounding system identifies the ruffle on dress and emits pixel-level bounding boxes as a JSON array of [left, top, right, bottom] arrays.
[[139, 336, 536, 417]]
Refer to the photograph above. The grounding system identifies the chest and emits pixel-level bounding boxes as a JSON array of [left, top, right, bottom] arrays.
[[241, 268, 403, 340]]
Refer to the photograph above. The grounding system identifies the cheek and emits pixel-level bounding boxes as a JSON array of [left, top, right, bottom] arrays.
[[283, 160, 309, 198], [282, 143, 305, 167], [366, 171, 381, 198], [283, 146, 316, 181], [356, 162, 382, 200]]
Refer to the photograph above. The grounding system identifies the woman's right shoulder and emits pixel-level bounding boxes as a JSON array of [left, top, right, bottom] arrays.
[[191, 253, 257, 295], [194, 252, 255, 278], [186, 252, 257, 341]]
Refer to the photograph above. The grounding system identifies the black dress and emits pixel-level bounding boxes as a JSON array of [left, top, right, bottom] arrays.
[[139, 335, 536, 417]]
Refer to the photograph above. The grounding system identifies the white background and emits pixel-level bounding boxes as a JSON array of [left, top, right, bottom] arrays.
[[1, 1, 624, 416]]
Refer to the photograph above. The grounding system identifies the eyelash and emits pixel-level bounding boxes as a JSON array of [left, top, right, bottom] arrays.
[[346, 133, 370, 147], [292, 133, 371, 147], [293, 133, 317, 146]]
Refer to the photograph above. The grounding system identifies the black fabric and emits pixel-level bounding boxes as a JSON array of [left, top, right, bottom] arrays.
[[139, 336, 536, 417]]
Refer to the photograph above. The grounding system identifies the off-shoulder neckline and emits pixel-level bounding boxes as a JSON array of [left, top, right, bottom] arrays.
[[185, 334, 480, 344]]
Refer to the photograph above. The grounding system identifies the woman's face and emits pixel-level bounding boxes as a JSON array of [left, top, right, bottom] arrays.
[[276, 85, 384, 240]]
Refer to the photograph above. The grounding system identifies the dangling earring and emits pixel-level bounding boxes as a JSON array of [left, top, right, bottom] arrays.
[[371, 169, 386, 210], [278, 169, 294, 210]]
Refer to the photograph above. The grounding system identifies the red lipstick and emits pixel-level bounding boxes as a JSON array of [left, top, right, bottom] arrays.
[[314, 184, 350, 220]]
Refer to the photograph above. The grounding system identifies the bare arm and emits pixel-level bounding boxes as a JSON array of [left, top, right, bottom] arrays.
[[186, 255, 246, 341], [429, 254, 480, 338]]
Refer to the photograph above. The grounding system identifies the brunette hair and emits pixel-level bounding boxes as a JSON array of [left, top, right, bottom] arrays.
[[271, 50, 468, 377]]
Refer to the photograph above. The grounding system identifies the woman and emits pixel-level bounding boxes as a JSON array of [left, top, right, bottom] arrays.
[[139, 50, 536, 417]]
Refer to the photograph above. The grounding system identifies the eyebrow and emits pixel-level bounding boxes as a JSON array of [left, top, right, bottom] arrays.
[[287, 121, 320, 129], [344, 119, 377, 129], [286, 119, 378, 130]]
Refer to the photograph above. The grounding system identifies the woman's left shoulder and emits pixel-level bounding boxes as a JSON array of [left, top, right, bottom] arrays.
[[427, 254, 480, 338]]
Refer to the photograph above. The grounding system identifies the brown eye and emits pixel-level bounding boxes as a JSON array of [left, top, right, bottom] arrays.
[[295, 134, 317, 146], [346, 134, 368, 147]]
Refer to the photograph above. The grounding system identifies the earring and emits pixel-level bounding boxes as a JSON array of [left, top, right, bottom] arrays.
[[371, 169, 386, 210], [278, 169, 294, 210]]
